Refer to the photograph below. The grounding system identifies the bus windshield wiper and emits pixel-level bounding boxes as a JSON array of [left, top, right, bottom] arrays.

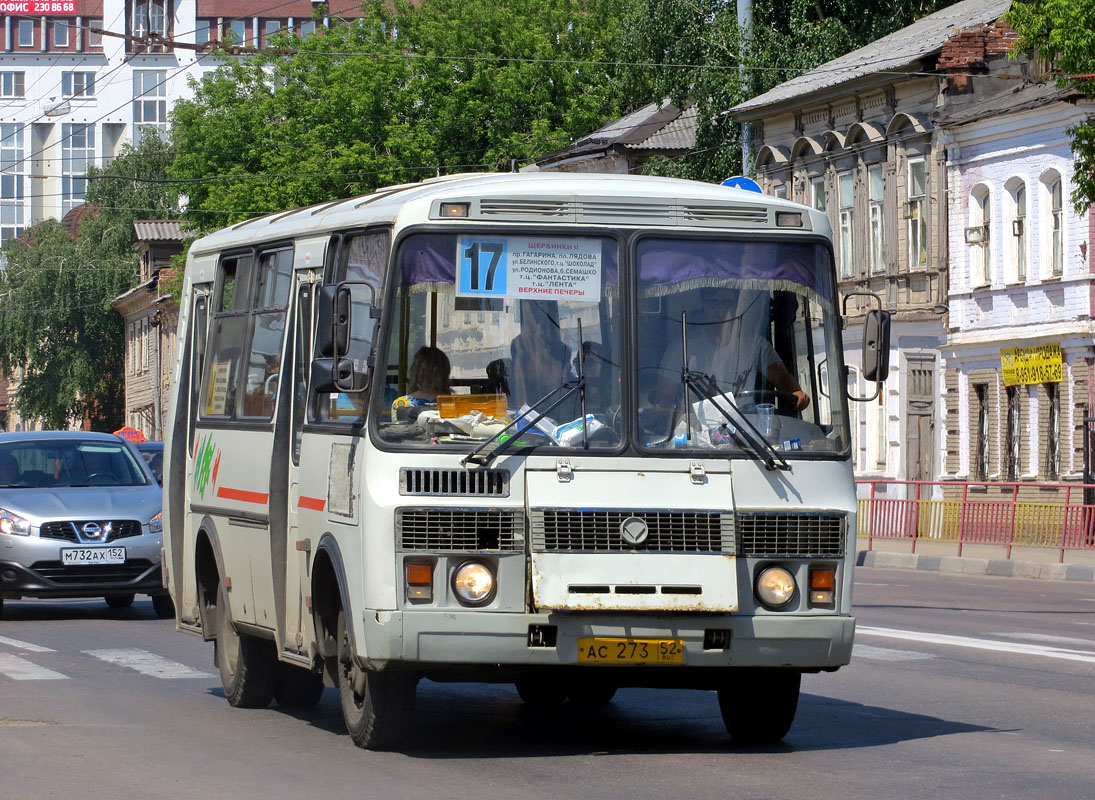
[[461, 377, 585, 467]]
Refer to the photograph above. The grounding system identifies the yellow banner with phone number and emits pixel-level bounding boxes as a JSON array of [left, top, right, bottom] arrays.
[[1000, 343, 1062, 386]]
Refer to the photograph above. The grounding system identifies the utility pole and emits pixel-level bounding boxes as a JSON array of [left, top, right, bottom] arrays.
[[738, 0, 753, 176]]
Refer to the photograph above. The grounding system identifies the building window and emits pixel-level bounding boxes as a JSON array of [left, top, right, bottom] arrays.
[[195, 19, 211, 46], [0, 72, 25, 98], [868, 164, 884, 273], [1049, 177, 1063, 276], [1045, 383, 1060, 479], [228, 20, 247, 45], [62, 72, 95, 98], [875, 396, 886, 466], [1005, 385, 1020, 481], [61, 123, 95, 216], [0, 124, 25, 244], [974, 383, 989, 481], [907, 157, 928, 268], [133, 0, 167, 38], [52, 20, 70, 48], [299, 20, 316, 38], [838, 171, 854, 278], [264, 20, 284, 44], [17, 19, 35, 47], [133, 70, 167, 144], [969, 186, 990, 287], [773, 184, 787, 199], [1012, 182, 1027, 282], [88, 20, 103, 48], [811, 177, 826, 212]]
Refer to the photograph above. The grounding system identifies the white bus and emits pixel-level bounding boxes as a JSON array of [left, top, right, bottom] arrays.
[[163, 172, 888, 749]]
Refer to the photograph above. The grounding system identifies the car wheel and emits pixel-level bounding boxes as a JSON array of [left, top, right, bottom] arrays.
[[215, 582, 276, 708], [151, 593, 175, 619], [717, 669, 801, 745], [337, 610, 415, 749], [274, 662, 325, 708], [515, 680, 568, 707], [0, 598, 4, 619], [105, 594, 135, 609], [567, 682, 617, 706]]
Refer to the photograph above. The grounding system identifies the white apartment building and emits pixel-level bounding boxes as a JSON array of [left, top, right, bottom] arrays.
[[0, 0, 343, 244]]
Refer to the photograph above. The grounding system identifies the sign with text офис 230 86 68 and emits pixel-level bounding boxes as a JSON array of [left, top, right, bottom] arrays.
[[1000, 342, 1063, 386], [0, 1, 76, 13]]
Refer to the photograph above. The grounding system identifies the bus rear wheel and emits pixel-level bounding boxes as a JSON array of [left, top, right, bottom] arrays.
[[717, 669, 801, 745], [215, 582, 276, 708], [336, 610, 415, 749]]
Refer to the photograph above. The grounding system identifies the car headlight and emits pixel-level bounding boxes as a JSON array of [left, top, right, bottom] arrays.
[[0, 507, 31, 536], [451, 561, 495, 606], [148, 512, 163, 534], [755, 566, 796, 609]]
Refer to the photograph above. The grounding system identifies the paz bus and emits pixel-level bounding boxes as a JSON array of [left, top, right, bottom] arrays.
[[162, 172, 889, 749]]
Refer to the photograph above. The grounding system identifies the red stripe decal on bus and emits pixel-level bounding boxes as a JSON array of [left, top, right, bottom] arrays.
[[298, 496, 326, 511], [216, 486, 269, 505]]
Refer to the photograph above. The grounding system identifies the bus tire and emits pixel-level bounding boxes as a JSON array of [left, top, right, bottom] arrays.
[[567, 682, 617, 706], [151, 593, 175, 619], [215, 583, 276, 709], [275, 663, 325, 708], [337, 610, 415, 749], [718, 669, 800, 745], [515, 680, 567, 707], [105, 594, 135, 609]]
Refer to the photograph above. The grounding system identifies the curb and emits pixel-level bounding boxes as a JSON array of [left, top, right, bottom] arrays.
[[855, 550, 1095, 583]]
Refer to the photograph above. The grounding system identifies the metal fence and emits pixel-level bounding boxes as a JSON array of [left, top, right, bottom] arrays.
[[856, 480, 1095, 562]]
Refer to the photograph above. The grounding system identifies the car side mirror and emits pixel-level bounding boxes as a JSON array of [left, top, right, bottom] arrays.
[[316, 285, 350, 358], [862, 309, 891, 382]]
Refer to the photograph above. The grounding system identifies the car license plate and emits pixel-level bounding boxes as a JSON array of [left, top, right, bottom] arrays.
[[577, 637, 685, 664], [61, 547, 126, 566]]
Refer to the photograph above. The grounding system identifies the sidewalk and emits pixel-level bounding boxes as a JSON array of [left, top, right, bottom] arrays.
[[856, 548, 1095, 583]]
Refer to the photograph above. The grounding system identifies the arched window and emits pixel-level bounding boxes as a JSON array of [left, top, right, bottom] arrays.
[[1041, 169, 1065, 277], [1004, 178, 1027, 283], [967, 184, 991, 287]]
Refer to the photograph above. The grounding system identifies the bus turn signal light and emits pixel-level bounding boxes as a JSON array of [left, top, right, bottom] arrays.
[[406, 563, 434, 602], [809, 567, 835, 606]]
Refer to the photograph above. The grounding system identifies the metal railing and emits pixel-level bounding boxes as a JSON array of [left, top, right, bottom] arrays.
[[856, 480, 1095, 562]]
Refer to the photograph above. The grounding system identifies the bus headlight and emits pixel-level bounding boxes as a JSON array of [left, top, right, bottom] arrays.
[[0, 507, 31, 536], [452, 561, 495, 606], [755, 566, 796, 609]]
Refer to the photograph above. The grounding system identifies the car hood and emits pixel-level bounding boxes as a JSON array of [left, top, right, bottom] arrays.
[[0, 485, 162, 525]]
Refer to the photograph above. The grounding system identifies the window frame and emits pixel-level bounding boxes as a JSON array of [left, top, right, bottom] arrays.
[[907, 157, 928, 269], [868, 164, 884, 274], [838, 170, 854, 279]]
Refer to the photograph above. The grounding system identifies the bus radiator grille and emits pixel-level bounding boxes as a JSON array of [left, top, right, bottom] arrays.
[[399, 468, 510, 497], [735, 513, 845, 557], [397, 508, 524, 551], [529, 510, 734, 553]]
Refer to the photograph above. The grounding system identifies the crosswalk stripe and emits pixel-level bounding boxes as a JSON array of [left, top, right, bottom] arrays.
[[989, 632, 1095, 648], [853, 643, 933, 662], [0, 653, 68, 681], [858, 626, 1095, 664], [84, 648, 213, 679], [0, 635, 55, 653]]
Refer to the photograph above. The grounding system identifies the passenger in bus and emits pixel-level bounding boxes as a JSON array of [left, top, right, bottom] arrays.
[[391, 345, 452, 419], [473, 358, 511, 396], [510, 301, 572, 406], [658, 288, 809, 411]]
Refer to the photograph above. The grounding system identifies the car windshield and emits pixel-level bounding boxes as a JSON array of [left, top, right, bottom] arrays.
[[374, 233, 622, 450], [0, 440, 152, 488], [635, 237, 849, 455]]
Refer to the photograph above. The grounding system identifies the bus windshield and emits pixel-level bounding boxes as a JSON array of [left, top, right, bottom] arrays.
[[375, 233, 622, 449]]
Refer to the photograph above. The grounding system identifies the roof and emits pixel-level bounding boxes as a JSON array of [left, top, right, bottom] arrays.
[[535, 100, 697, 167], [0, 430, 127, 443], [935, 81, 1080, 126], [133, 220, 188, 242], [731, 0, 1014, 117]]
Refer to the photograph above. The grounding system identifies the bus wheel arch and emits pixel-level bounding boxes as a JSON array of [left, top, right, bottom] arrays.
[[311, 535, 352, 666], [194, 524, 223, 640]]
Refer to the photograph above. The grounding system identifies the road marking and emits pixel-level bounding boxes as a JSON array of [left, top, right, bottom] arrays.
[[0, 635, 55, 653], [853, 643, 933, 662], [858, 626, 1095, 664], [84, 648, 213, 679], [990, 632, 1095, 647], [0, 654, 68, 681]]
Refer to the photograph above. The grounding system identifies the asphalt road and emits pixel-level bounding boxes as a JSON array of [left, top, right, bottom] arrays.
[[2, 568, 1093, 800]]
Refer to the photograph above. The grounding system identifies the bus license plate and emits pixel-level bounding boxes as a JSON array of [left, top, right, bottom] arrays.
[[577, 637, 684, 664], [61, 547, 126, 566]]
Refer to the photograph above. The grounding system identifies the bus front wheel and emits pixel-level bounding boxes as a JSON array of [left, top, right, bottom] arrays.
[[336, 610, 415, 749], [717, 669, 801, 745], [215, 582, 276, 708]]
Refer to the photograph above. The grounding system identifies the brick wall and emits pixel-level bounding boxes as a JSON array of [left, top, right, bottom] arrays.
[[937, 22, 1019, 72]]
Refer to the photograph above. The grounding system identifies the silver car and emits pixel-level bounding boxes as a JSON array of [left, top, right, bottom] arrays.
[[0, 431, 171, 618]]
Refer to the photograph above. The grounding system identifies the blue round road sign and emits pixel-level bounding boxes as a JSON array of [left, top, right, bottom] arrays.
[[721, 176, 762, 193]]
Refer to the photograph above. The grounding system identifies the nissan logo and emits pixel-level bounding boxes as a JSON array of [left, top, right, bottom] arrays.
[[619, 516, 649, 546], [81, 522, 107, 541]]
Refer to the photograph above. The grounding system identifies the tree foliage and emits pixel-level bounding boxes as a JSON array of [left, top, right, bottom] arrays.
[[170, 0, 632, 225], [1007, 0, 1095, 212], [0, 135, 181, 429]]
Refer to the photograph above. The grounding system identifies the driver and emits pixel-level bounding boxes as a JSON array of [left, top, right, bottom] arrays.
[[659, 287, 809, 411]]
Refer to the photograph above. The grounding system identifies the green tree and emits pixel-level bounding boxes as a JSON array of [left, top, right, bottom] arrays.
[[170, 0, 632, 225], [0, 135, 181, 429], [1007, 0, 1095, 212]]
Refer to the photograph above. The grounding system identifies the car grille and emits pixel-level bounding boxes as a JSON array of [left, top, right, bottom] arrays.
[[39, 520, 144, 543], [531, 509, 734, 553], [397, 508, 523, 551], [736, 513, 845, 557], [29, 559, 156, 585], [399, 468, 510, 497]]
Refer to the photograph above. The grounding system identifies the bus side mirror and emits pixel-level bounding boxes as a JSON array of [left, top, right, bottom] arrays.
[[862, 309, 891, 382], [316, 285, 350, 358], [310, 357, 368, 393]]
